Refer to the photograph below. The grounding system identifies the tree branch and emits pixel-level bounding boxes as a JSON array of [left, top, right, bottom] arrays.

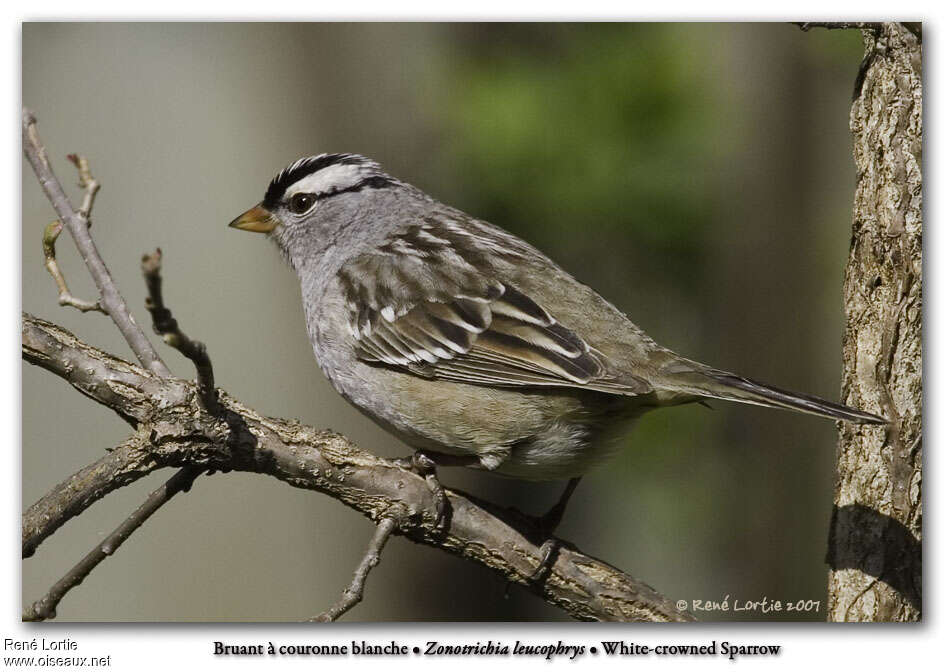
[[25, 245, 223, 619], [141, 248, 220, 415], [313, 517, 398, 622], [22, 431, 164, 559], [22, 313, 693, 622], [23, 465, 204, 622], [22, 110, 170, 377]]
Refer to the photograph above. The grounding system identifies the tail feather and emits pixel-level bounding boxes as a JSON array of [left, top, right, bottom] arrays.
[[706, 370, 886, 424], [664, 363, 887, 425]]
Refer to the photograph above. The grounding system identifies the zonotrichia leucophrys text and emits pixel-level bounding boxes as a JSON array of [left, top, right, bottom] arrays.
[[230, 153, 884, 536]]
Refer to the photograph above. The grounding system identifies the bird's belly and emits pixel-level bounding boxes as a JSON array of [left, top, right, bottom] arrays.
[[497, 415, 640, 481], [338, 365, 565, 457], [322, 354, 645, 481]]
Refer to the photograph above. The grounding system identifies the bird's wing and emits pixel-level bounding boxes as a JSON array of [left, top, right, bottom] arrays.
[[336, 220, 651, 395]]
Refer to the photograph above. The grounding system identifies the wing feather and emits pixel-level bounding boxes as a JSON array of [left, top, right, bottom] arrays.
[[338, 219, 650, 396]]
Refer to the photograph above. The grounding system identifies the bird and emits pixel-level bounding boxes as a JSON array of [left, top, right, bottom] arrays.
[[229, 152, 885, 551]]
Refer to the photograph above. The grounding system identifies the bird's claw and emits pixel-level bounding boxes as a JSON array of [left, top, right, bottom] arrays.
[[530, 538, 561, 585], [526, 478, 581, 583], [396, 451, 449, 532], [526, 513, 564, 584], [424, 473, 448, 530]]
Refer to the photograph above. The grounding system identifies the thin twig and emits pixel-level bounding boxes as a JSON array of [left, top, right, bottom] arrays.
[[22, 109, 170, 376], [38, 153, 104, 312], [42, 221, 105, 313], [141, 249, 220, 414], [794, 22, 885, 32], [23, 465, 204, 622], [66, 153, 100, 220], [312, 517, 398, 622]]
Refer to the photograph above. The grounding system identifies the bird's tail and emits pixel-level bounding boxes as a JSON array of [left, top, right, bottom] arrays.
[[658, 359, 886, 424]]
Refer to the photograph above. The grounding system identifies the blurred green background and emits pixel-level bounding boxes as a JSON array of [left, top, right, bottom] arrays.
[[22, 23, 864, 621]]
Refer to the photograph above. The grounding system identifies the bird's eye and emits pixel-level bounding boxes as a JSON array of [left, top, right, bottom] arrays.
[[289, 193, 315, 214]]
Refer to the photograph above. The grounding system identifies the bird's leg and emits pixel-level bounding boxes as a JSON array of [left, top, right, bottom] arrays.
[[531, 477, 582, 583], [538, 476, 582, 536], [393, 450, 479, 531]]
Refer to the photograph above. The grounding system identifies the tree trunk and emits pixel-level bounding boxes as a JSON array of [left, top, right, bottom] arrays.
[[827, 22, 922, 622]]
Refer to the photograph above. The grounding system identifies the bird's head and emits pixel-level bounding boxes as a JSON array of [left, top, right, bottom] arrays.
[[229, 153, 399, 268]]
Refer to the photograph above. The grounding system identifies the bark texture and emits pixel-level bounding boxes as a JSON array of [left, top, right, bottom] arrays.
[[827, 22, 922, 622]]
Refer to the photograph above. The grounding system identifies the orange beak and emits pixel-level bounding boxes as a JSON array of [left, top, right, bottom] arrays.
[[228, 204, 279, 233]]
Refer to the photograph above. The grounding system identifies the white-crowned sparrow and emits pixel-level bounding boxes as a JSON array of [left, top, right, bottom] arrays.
[[230, 153, 884, 534]]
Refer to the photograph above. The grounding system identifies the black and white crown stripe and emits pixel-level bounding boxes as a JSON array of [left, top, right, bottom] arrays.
[[263, 153, 396, 208]]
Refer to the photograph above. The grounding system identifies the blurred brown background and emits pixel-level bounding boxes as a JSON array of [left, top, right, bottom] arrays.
[[22, 22, 864, 621]]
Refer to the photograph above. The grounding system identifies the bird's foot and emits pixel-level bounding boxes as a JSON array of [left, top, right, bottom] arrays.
[[531, 539, 562, 585], [527, 477, 582, 584], [394, 451, 449, 532]]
